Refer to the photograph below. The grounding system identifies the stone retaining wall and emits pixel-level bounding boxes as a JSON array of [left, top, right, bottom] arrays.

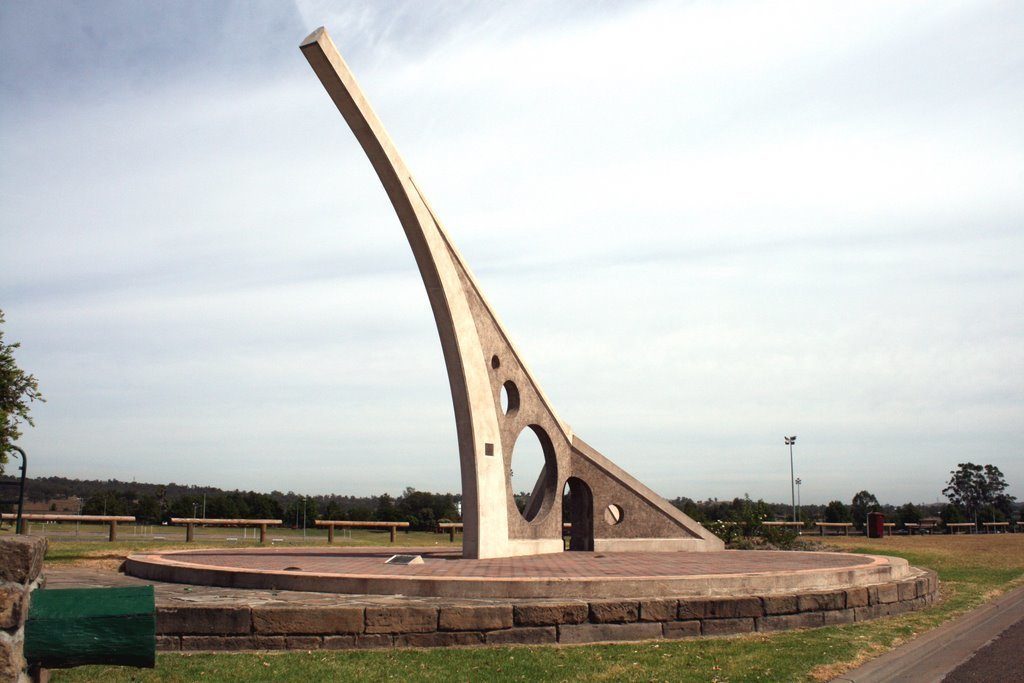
[[0, 536, 48, 682], [155, 569, 937, 651]]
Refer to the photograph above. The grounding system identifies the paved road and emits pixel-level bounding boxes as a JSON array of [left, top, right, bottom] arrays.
[[944, 617, 1024, 682], [835, 585, 1024, 683]]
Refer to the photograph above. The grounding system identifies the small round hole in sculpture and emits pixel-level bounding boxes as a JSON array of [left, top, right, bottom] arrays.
[[604, 504, 624, 526], [491, 355, 501, 369], [500, 380, 520, 415]]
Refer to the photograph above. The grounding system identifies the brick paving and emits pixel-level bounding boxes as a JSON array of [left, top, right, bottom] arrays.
[[130, 547, 874, 579]]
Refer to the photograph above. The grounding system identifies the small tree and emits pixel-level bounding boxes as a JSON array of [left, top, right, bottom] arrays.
[[824, 500, 851, 523], [942, 463, 1014, 525], [896, 502, 921, 528], [1, 310, 45, 474], [850, 490, 881, 530]]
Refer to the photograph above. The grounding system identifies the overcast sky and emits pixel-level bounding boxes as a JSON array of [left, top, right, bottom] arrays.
[[2, 1, 1021, 506]]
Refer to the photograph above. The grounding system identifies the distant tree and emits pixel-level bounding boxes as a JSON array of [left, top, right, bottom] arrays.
[[134, 495, 161, 524], [850, 491, 881, 530], [824, 500, 851, 523], [940, 502, 966, 526], [1, 310, 45, 474], [895, 503, 921, 528], [942, 463, 1014, 525]]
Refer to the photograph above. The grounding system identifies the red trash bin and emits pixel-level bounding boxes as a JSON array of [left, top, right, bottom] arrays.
[[867, 511, 885, 538]]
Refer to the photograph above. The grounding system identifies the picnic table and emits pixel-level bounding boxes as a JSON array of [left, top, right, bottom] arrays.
[[2, 513, 135, 541], [315, 520, 410, 543], [170, 518, 281, 544]]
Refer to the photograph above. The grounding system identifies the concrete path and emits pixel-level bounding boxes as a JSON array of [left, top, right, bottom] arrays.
[[834, 585, 1024, 683]]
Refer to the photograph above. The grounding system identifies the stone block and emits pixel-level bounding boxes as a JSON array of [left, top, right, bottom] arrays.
[[364, 606, 437, 634], [662, 620, 701, 639], [322, 635, 356, 649], [897, 581, 916, 602], [285, 636, 322, 650], [394, 631, 484, 648], [356, 634, 394, 649], [324, 634, 394, 649], [854, 605, 882, 621], [639, 599, 677, 622], [438, 605, 512, 631], [914, 578, 928, 598], [181, 636, 258, 651], [0, 536, 47, 585], [514, 602, 588, 626], [822, 609, 856, 625], [798, 591, 845, 612], [682, 597, 763, 619], [588, 600, 639, 623], [158, 606, 251, 635], [762, 595, 799, 615], [845, 587, 869, 608], [252, 606, 363, 634], [252, 636, 288, 650], [0, 585, 27, 630], [485, 626, 557, 645], [757, 612, 824, 632], [558, 622, 663, 644], [155, 636, 180, 651], [701, 618, 755, 636], [876, 583, 900, 604], [0, 633, 26, 682]]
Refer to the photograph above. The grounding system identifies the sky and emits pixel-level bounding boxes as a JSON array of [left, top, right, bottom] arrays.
[[1, 0, 1022, 506]]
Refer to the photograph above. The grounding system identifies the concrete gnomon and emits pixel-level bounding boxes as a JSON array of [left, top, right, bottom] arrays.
[[125, 27, 939, 649]]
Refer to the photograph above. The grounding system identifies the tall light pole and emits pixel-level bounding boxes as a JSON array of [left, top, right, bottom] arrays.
[[784, 436, 797, 522], [795, 477, 802, 522]]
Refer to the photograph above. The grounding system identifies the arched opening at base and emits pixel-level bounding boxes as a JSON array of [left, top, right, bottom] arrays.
[[562, 477, 594, 551]]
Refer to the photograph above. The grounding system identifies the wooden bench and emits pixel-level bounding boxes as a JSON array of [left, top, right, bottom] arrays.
[[315, 520, 410, 543], [883, 522, 896, 536], [2, 513, 136, 541], [815, 522, 855, 536], [763, 521, 805, 533], [947, 522, 976, 534], [982, 522, 1010, 534], [170, 518, 282, 544]]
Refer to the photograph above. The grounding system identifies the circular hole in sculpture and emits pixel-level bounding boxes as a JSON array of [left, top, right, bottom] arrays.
[[491, 355, 501, 369], [604, 504, 624, 526], [511, 425, 557, 522], [500, 380, 520, 415]]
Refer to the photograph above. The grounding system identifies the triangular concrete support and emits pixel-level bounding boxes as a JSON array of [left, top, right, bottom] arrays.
[[301, 27, 723, 558]]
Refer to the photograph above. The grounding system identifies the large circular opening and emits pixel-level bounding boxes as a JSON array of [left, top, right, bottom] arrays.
[[500, 380, 520, 415], [510, 425, 556, 522]]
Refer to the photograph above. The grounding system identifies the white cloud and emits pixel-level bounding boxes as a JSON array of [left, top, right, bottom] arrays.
[[1, 0, 1021, 504]]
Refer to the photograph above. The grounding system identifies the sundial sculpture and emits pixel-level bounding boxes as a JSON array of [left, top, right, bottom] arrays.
[[301, 28, 723, 559]]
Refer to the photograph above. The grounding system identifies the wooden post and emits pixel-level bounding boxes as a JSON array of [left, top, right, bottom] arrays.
[[259, 524, 267, 544], [327, 525, 334, 543], [108, 521, 117, 542], [389, 525, 396, 543], [449, 526, 455, 543], [186, 523, 194, 542]]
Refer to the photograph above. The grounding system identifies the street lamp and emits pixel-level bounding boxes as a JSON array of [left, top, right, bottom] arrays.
[[784, 436, 797, 522], [795, 477, 802, 522]]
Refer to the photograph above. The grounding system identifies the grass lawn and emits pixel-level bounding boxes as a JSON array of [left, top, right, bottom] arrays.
[[47, 534, 1024, 682]]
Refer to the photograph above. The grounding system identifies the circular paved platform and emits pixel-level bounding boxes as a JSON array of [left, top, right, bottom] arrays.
[[126, 547, 912, 599]]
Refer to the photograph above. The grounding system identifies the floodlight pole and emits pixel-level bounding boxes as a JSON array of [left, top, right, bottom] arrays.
[[785, 436, 797, 523], [795, 478, 802, 522]]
